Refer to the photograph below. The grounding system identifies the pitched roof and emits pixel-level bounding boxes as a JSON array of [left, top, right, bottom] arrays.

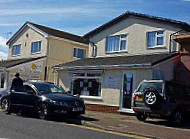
[[84, 11, 190, 38], [0, 56, 46, 69], [54, 53, 179, 70], [7, 22, 89, 45]]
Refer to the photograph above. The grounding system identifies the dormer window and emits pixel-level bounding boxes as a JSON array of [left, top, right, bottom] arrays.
[[31, 41, 41, 54], [147, 31, 164, 48], [106, 34, 127, 53], [12, 44, 21, 56]]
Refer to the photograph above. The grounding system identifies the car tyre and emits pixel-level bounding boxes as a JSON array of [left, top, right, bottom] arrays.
[[136, 112, 147, 121], [171, 109, 183, 126], [1, 98, 11, 114], [37, 103, 49, 120]]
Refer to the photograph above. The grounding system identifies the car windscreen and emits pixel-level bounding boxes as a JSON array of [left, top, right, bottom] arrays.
[[33, 83, 67, 95], [137, 82, 163, 93]]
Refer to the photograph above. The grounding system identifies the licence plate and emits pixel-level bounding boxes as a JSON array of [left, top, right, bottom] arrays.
[[136, 96, 143, 101], [73, 107, 83, 112]]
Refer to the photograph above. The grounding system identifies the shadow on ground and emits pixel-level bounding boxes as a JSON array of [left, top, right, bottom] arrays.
[[15, 112, 98, 126], [145, 118, 190, 129]]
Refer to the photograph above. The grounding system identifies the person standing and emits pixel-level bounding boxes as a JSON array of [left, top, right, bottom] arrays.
[[10, 73, 24, 92]]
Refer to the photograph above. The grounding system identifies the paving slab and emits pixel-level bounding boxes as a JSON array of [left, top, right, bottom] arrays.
[[80, 111, 190, 139]]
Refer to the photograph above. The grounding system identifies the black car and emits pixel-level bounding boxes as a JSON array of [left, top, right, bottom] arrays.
[[133, 80, 190, 125], [0, 82, 85, 119]]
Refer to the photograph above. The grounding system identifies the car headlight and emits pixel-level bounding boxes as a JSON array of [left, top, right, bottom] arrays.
[[50, 100, 67, 106]]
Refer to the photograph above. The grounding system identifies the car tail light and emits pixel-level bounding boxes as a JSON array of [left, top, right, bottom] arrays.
[[133, 107, 139, 111], [133, 95, 136, 101]]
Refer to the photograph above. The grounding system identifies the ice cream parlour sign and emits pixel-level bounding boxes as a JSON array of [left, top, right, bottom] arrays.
[[18, 61, 43, 73]]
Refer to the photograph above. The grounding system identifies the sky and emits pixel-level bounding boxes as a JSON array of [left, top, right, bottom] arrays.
[[0, 0, 190, 59]]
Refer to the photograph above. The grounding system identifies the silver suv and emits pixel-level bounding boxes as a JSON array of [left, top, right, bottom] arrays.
[[133, 80, 190, 126]]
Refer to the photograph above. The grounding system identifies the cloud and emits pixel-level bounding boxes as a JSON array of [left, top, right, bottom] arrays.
[[0, 36, 8, 48], [0, 0, 16, 3], [0, 51, 8, 60], [0, 7, 102, 16], [0, 23, 19, 26]]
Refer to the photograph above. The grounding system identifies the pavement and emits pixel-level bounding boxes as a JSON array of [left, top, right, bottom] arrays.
[[76, 110, 190, 139]]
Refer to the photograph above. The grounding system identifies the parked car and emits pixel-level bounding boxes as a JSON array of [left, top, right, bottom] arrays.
[[133, 80, 190, 125], [0, 82, 85, 119]]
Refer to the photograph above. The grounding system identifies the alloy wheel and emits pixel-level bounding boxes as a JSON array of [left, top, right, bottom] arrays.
[[38, 103, 48, 119], [175, 111, 182, 125], [1, 99, 11, 114]]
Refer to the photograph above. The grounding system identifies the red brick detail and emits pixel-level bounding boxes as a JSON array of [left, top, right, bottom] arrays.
[[85, 104, 119, 113]]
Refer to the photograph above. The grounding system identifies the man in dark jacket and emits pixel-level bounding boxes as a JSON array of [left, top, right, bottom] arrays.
[[11, 73, 24, 92]]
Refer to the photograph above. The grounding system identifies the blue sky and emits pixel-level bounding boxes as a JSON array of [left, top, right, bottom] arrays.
[[0, 0, 190, 59]]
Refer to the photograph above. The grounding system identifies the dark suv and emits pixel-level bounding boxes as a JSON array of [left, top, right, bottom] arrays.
[[133, 80, 190, 125]]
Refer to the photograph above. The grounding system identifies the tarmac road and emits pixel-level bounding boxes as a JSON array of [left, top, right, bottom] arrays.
[[0, 112, 140, 139]]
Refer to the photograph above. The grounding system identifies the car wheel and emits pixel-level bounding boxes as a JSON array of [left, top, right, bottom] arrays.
[[144, 89, 160, 107], [136, 112, 147, 121], [37, 103, 49, 120], [1, 98, 11, 114], [172, 109, 183, 126]]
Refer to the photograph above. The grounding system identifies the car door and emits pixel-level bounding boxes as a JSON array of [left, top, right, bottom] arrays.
[[22, 85, 38, 109], [9, 89, 26, 107]]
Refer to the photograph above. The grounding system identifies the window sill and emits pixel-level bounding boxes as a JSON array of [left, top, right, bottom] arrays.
[[80, 95, 102, 100], [147, 46, 167, 49], [31, 51, 42, 55], [12, 54, 21, 57], [106, 50, 128, 54], [73, 57, 85, 59]]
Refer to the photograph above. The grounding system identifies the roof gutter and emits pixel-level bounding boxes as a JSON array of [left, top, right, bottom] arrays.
[[53, 63, 152, 71], [169, 29, 184, 53]]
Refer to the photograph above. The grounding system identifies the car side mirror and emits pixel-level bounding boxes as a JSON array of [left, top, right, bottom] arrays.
[[10, 90, 16, 93]]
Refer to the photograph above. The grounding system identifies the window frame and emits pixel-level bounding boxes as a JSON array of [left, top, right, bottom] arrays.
[[31, 41, 42, 54], [73, 48, 85, 58], [12, 44, 21, 56], [146, 30, 165, 49], [105, 34, 128, 53], [70, 72, 102, 99]]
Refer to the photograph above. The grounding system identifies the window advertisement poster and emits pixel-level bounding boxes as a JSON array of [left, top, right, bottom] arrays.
[[105, 75, 118, 88]]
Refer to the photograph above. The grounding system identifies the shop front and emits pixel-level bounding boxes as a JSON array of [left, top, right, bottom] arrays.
[[0, 56, 46, 89], [54, 53, 178, 113]]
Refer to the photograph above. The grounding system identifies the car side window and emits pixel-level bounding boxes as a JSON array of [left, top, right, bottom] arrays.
[[24, 85, 36, 95]]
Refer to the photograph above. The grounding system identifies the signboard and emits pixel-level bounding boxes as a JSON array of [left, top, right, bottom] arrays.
[[105, 75, 118, 88], [30, 62, 43, 73]]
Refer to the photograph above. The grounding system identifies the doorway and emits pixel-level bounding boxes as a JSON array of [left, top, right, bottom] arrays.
[[120, 71, 136, 113]]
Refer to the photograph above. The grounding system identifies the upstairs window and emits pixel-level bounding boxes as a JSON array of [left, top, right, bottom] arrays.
[[12, 44, 21, 56], [106, 34, 127, 52], [31, 41, 41, 54], [147, 31, 164, 48], [73, 48, 85, 58]]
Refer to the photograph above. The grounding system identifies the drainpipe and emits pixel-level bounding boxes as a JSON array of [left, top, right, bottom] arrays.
[[45, 37, 50, 81], [169, 29, 184, 53]]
